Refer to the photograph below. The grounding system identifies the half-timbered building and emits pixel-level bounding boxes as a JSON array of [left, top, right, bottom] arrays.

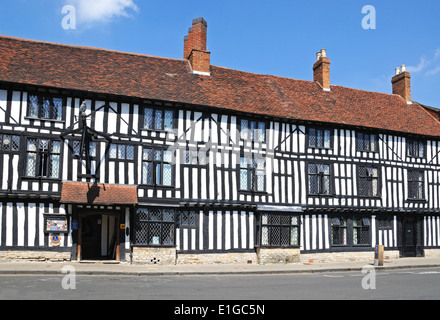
[[1, 18, 440, 264]]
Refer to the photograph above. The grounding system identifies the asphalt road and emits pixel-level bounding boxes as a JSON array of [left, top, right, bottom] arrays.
[[1, 268, 439, 301]]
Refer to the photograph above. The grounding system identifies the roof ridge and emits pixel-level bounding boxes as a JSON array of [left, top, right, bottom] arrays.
[[0, 35, 186, 63]]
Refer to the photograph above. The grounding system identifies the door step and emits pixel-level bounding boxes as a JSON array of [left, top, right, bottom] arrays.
[[79, 260, 120, 264]]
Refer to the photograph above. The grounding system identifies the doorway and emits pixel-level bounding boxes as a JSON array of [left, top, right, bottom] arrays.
[[403, 219, 417, 257], [79, 213, 120, 261]]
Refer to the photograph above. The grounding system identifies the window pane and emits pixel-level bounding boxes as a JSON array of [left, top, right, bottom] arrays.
[[155, 110, 163, 130], [256, 170, 265, 191], [142, 162, 152, 184], [257, 122, 266, 142], [144, 108, 153, 129], [162, 164, 172, 186], [26, 153, 37, 177], [110, 144, 117, 159], [27, 139, 38, 152], [49, 154, 60, 178], [240, 169, 248, 190], [309, 128, 316, 147], [28, 95, 39, 118], [143, 148, 153, 161], [164, 110, 173, 131], [241, 120, 249, 140], [89, 142, 96, 157], [324, 130, 331, 148], [11, 136, 20, 151], [118, 145, 125, 159], [2, 135, 11, 151], [42, 98, 51, 119], [126, 145, 135, 160], [51, 141, 61, 154], [53, 98, 63, 120]]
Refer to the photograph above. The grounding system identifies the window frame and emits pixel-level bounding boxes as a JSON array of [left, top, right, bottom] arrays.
[[109, 143, 136, 161], [27, 94, 64, 121], [239, 153, 266, 193], [0, 134, 20, 153], [330, 215, 371, 248], [257, 213, 300, 248], [406, 139, 426, 159], [307, 127, 332, 149], [24, 138, 62, 179], [357, 164, 381, 198], [240, 118, 267, 142], [141, 147, 174, 187], [142, 106, 174, 132], [134, 208, 175, 247], [307, 162, 333, 196], [407, 169, 426, 201], [356, 132, 379, 153]]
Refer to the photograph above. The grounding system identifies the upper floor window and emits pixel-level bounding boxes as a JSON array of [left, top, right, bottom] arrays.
[[357, 165, 380, 197], [407, 140, 425, 158], [0, 134, 20, 153], [240, 155, 266, 192], [308, 163, 332, 195], [143, 107, 174, 132], [109, 144, 135, 161], [240, 119, 266, 142], [407, 170, 425, 200], [356, 132, 378, 152], [27, 95, 63, 121], [72, 140, 97, 159], [142, 148, 173, 186], [308, 128, 331, 149], [25, 139, 61, 179]]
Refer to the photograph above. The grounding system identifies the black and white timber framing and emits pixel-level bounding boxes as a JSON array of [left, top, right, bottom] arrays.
[[0, 83, 439, 260]]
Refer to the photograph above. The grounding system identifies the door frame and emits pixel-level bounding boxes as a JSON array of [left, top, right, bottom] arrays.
[[78, 212, 120, 262]]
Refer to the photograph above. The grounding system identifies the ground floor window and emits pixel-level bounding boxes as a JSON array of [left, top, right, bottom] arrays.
[[134, 208, 175, 246], [331, 215, 370, 247], [257, 213, 300, 247]]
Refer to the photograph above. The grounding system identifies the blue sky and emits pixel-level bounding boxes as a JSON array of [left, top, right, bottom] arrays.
[[0, 0, 439, 107]]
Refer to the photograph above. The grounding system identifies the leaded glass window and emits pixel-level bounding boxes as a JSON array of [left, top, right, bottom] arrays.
[[142, 148, 173, 186], [240, 155, 266, 192], [27, 95, 63, 121], [0, 134, 20, 152], [407, 140, 425, 158], [259, 213, 300, 247], [143, 107, 174, 131], [358, 165, 380, 197], [109, 144, 135, 161], [240, 119, 266, 142], [308, 163, 332, 195], [134, 208, 175, 246], [407, 170, 425, 200], [25, 139, 61, 179], [308, 128, 331, 148], [356, 132, 378, 152]]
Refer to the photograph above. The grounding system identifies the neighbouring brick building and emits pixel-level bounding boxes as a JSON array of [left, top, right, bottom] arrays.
[[0, 18, 440, 264]]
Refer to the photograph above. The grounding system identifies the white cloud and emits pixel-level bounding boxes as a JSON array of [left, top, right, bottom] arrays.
[[406, 57, 426, 73], [406, 49, 440, 77], [67, 0, 139, 26]]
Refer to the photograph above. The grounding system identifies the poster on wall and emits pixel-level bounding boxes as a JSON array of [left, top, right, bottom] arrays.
[[44, 215, 69, 233]]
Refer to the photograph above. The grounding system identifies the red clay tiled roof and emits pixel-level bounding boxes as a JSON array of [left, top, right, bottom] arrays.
[[1, 35, 440, 137], [60, 182, 138, 205]]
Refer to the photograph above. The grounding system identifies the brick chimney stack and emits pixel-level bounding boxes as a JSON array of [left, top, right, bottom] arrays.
[[392, 65, 412, 103], [184, 18, 211, 75], [313, 49, 331, 91]]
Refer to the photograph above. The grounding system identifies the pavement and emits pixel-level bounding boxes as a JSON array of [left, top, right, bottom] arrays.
[[0, 257, 440, 276]]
